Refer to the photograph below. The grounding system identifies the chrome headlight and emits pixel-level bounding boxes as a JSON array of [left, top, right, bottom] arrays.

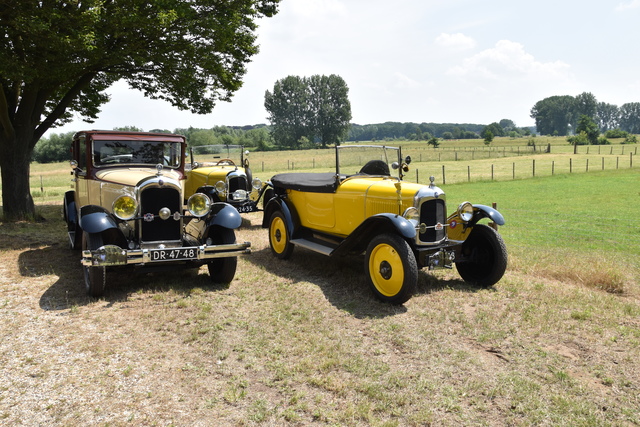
[[188, 193, 212, 217], [215, 181, 226, 193], [252, 177, 262, 190], [231, 189, 248, 201], [113, 195, 137, 220], [457, 202, 474, 222], [403, 207, 420, 222]]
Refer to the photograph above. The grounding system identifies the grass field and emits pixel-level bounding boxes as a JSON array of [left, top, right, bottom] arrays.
[[0, 138, 639, 425]]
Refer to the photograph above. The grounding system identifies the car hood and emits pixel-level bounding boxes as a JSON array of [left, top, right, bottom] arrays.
[[95, 168, 183, 187]]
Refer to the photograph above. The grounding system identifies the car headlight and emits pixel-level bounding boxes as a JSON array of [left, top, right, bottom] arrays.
[[457, 202, 474, 222], [252, 177, 262, 190], [113, 195, 137, 220], [188, 193, 212, 217], [215, 181, 226, 193], [403, 207, 420, 222]]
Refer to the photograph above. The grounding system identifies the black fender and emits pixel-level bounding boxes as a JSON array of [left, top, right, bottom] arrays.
[[333, 213, 417, 256], [196, 185, 223, 203], [63, 191, 78, 228], [79, 205, 119, 234], [261, 196, 297, 234], [206, 202, 242, 229], [471, 204, 505, 226]]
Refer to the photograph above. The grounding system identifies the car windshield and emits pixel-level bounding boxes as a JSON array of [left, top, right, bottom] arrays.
[[336, 145, 401, 177], [93, 140, 182, 168], [190, 145, 244, 165]]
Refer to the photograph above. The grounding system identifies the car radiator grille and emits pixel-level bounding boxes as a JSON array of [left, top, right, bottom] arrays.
[[419, 199, 446, 243], [228, 176, 247, 193], [140, 187, 182, 242]]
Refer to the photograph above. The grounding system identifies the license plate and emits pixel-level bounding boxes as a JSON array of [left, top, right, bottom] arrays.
[[149, 247, 198, 261], [236, 203, 258, 213]]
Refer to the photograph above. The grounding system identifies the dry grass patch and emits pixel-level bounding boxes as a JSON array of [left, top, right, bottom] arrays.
[[1, 207, 639, 425]]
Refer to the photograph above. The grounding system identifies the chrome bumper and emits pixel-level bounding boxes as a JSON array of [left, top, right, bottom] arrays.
[[81, 242, 251, 267]]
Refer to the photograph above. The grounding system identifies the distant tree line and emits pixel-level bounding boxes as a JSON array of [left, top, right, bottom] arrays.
[[348, 119, 532, 142], [32, 125, 274, 163], [530, 92, 640, 136]]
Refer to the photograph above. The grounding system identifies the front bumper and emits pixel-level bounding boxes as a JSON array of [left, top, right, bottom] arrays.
[[82, 242, 251, 267]]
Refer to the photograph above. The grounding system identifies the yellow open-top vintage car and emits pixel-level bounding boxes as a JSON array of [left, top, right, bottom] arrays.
[[262, 145, 507, 304], [63, 131, 251, 297], [185, 145, 263, 214]]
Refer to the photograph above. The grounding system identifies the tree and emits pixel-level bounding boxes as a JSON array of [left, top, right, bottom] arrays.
[[265, 74, 351, 148], [307, 74, 352, 147], [530, 95, 575, 136], [575, 115, 600, 145], [264, 76, 311, 148], [619, 102, 640, 134], [32, 131, 75, 163], [0, 0, 280, 221], [572, 92, 598, 130], [596, 102, 619, 133]]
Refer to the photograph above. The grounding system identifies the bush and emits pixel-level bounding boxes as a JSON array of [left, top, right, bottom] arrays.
[[604, 129, 628, 139], [33, 132, 75, 163]]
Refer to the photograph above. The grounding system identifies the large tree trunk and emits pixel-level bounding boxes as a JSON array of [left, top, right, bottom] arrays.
[[0, 132, 38, 221]]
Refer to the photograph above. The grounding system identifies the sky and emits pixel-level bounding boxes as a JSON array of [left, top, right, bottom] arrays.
[[49, 0, 640, 135]]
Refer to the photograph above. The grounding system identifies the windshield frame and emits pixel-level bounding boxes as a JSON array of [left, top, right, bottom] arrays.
[[92, 139, 184, 169], [335, 145, 403, 179]]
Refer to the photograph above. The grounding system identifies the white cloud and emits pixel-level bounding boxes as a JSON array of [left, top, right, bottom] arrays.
[[447, 40, 571, 82], [615, 0, 640, 11], [435, 32, 477, 50], [393, 72, 422, 89]]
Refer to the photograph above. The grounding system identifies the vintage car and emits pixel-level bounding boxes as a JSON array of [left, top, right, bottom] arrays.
[[63, 130, 251, 297], [262, 145, 507, 304], [185, 145, 263, 213]]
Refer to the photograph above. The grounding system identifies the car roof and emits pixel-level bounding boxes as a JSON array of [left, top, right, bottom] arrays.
[[74, 130, 186, 143]]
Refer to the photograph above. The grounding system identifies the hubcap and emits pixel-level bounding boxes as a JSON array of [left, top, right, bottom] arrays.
[[379, 261, 392, 280]]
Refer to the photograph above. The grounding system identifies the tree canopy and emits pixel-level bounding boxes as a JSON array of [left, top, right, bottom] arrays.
[[530, 92, 640, 136], [0, 0, 280, 220], [264, 74, 352, 148]]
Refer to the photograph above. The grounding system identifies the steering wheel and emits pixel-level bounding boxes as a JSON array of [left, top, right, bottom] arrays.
[[215, 158, 236, 166]]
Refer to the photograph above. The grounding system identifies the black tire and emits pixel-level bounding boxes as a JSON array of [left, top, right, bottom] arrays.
[[268, 210, 293, 260], [82, 231, 106, 297], [207, 227, 238, 284], [455, 224, 507, 287], [364, 233, 418, 305]]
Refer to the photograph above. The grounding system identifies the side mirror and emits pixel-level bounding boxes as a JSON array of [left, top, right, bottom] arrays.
[[405, 155, 412, 165]]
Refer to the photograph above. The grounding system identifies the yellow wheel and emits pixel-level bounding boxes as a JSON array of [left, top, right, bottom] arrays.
[[365, 234, 417, 304], [269, 210, 293, 259]]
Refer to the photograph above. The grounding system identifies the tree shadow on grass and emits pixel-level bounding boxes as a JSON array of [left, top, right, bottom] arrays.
[[246, 245, 486, 319]]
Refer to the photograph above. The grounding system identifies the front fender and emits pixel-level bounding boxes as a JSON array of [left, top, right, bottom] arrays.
[[79, 205, 119, 233], [334, 213, 416, 256], [206, 202, 243, 229], [262, 196, 296, 234], [472, 204, 505, 226]]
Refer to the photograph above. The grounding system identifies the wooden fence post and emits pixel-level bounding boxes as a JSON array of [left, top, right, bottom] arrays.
[[489, 202, 498, 230]]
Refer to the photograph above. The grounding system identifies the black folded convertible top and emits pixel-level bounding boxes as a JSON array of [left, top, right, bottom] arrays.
[[270, 172, 338, 193]]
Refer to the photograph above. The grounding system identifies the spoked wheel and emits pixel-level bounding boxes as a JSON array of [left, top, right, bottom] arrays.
[[82, 231, 106, 297], [207, 227, 238, 284], [365, 233, 418, 305], [268, 210, 293, 259], [455, 224, 507, 288]]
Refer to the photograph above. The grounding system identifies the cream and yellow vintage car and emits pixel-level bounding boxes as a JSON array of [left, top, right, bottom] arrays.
[[262, 145, 507, 304], [63, 131, 251, 297], [185, 145, 263, 213]]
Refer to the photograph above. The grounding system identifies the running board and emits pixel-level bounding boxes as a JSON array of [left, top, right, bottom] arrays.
[[290, 238, 335, 256]]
